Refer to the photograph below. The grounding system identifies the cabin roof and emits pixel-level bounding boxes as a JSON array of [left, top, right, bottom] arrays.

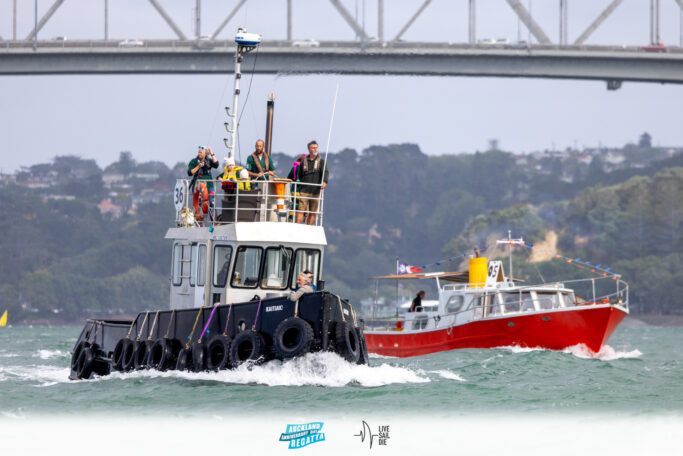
[[165, 221, 327, 245], [369, 271, 469, 283]]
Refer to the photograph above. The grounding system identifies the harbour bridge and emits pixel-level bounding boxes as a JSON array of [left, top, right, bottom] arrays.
[[2, 0, 683, 88]]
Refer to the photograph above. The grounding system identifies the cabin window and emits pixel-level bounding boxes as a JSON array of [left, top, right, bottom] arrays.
[[500, 292, 522, 312], [536, 292, 560, 310], [231, 246, 263, 288], [172, 244, 182, 286], [291, 249, 321, 290], [189, 244, 198, 286], [213, 245, 233, 288], [445, 295, 464, 314], [262, 247, 293, 290], [197, 244, 207, 287]]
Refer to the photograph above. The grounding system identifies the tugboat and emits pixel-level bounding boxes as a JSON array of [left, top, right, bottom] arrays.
[[363, 234, 629, 357], [69, 30, 368, 380]]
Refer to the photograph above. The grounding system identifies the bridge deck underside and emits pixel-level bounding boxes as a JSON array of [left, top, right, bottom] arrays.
[[2, 47, 682, 83]]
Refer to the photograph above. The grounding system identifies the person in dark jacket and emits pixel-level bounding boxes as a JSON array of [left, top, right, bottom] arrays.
[[187, 146, 218, 221], [295, 141, 329, 225], [409, 291, 426, 312]]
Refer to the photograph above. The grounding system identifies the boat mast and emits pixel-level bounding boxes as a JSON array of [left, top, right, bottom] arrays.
[[225, 28, 261, 161], [496, 230, 524, 282]]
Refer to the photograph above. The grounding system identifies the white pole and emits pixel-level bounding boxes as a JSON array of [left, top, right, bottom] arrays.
[[227, 49, 245, 161]]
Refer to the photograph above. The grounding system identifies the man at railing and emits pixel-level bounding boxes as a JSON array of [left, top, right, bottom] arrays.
[[187, 146, 218, 221], [295, 140, 328, 225], [246, 139, 277, 221]]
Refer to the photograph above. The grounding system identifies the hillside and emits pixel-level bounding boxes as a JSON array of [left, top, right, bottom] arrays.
[[0, 139, 680, 322]]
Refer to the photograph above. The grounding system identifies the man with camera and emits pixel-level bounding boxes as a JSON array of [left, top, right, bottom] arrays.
[[187, 146, 218, 221]]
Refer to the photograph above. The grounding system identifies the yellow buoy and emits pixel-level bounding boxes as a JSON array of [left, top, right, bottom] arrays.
[[469, 258, 488, 288], [0, 310, 7, 327]]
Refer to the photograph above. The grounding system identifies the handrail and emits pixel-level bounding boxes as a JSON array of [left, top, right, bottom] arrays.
[[174, 178, 325, 227]]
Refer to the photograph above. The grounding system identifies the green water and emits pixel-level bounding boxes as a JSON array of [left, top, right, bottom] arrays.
[[1, 325, 682, 417]]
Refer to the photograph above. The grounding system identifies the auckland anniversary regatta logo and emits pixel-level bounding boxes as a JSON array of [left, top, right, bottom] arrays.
[[279, 422, 326, 449]]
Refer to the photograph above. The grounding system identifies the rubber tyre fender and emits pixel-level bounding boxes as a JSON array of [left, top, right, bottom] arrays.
[[191, 342, 206, 372], [75, 347, 95, 379], [334, 321, 360, 363], [122, 340, 138, 372], [206, 336, 231, 371], [273, 317, 314, 360], [71, 341, 86, 371], [355, 327, 369, 365], [229, 331, 264, 367], [176, 347, 191, 371], [149, 338, 178, 371], [112, 339, 130, 372], [134, 340, 153, 370]]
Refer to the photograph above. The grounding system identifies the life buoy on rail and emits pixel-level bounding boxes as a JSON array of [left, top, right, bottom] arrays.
[[149, 338, 180, 371], [273, 317, 314, 359], [134, 340, 154, 370], [113, 339, 131, 371], [334, 321, 360, 363], [229, 331, 264, 367], [206, 335, 231, 371]]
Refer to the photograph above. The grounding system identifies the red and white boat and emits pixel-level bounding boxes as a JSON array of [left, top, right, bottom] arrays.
[[363, 241, 629, 357]]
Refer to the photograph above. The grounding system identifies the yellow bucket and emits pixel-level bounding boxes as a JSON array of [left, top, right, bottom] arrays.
[[469, 257, 487, 288]]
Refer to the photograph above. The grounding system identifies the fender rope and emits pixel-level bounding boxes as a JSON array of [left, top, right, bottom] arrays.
[[185, 307, 205, 350], [147, 311, 160, 341], [337, 295, 346, 322], [135, 312, 150, 341], [251, 300, 263, 332], [198, 304, 219, 343], [222, 304, 233, 337], [164, 310, 176, 339], [125, 318, 137, 339]]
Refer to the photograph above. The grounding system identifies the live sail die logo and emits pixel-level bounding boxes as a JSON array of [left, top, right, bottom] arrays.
[[279, 422, 326, 449], [354, 421, 390, 448]]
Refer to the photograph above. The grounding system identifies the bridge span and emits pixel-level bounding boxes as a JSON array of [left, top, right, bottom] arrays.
[[2, 41, 683, 86]]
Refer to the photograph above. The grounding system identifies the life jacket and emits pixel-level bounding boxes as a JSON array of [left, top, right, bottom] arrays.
[[301, 155, 322, 175], [219, 166, 250, 190], [250, 152, 270, 175]]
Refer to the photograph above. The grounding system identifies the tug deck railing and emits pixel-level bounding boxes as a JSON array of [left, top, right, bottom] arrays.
[[174, 178, 325, 227]]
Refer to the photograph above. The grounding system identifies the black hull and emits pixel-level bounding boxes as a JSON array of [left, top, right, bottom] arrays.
[[69, 292, 368, 379]]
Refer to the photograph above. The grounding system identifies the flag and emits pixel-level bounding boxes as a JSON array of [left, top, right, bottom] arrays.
[[397, 261, 422, 275]]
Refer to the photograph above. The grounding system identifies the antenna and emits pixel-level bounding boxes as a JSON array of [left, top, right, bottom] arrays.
[[225, 28, 261, 161], [321, 84, 340, 185], [496, 231, 524, 281]]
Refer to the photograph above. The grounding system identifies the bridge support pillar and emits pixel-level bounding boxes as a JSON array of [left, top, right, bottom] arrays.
[[469, 0, 476, 44]]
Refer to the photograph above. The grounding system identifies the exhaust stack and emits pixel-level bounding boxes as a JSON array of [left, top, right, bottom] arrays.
[[264, 93, 275, 155]]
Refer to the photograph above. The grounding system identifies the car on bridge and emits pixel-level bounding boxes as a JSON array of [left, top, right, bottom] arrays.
[[292, 39, 320, 48], [118, 39, 144, 48]]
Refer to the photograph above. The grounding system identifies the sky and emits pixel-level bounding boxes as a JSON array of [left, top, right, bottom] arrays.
[[1, 0, 683, 172]]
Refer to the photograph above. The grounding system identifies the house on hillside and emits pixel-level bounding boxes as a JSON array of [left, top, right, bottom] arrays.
[[98, 199, 124, 218]]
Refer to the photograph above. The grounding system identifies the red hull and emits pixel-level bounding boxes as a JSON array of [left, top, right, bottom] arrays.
[[365, 305, 627, 357]]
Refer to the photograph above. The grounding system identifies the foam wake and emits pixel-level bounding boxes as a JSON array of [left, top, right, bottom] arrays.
[[562, 344, 642, 361], [496, 344, 642, 361]]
